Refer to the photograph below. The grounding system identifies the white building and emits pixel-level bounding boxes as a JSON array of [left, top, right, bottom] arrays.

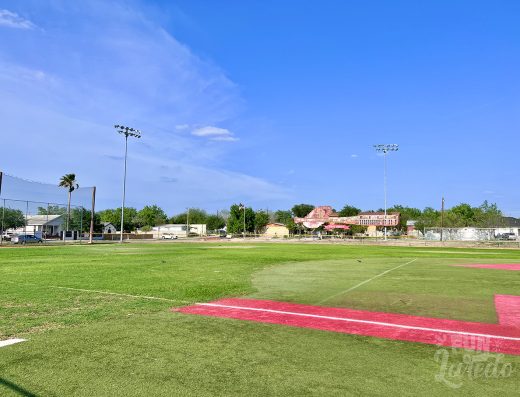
[[102, 222, 117, 234], [10, 215, 64, 237], [152, 224, 207, 238]]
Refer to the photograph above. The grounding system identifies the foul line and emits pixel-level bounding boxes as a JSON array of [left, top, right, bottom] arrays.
[[0, 339, 26, 348], [197, 302, 520, 342], [318, 258, 418, 304], [3, 281, 190, 304]]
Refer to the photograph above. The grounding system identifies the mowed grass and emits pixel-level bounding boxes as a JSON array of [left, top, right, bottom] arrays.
[[0, 242, 519, 396]]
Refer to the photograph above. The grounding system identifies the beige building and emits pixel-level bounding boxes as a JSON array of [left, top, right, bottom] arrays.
[[264, 223, 289, 237]]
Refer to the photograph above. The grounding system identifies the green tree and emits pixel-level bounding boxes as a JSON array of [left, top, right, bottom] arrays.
[[291, 204, 315, 218], [58, 173, 79, 231], [227, 204, 255, 234], [448, 203, 475, 227], [476, 201, 503, 227], [38, 205, 66, 216], [98, 207, 137, 232], [415, 207, 440, 231], [69, 207, 102, 232], [254, 210, 269, 233], [1, 208, 25, 231], [206, 214, 226, 232], [273, 210, 296, 233], [338, 204, 361, 217], [136, 205, 168, 228], [170, 208, 208, 225]]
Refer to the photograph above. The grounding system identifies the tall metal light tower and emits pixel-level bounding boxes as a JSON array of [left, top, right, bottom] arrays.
[[373, 144, 399, 240], [239, 203, 246, 239], [114, 125, 141, 243]]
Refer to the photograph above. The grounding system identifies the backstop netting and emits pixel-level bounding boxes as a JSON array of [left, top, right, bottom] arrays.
[[0, 172, 95, 242]]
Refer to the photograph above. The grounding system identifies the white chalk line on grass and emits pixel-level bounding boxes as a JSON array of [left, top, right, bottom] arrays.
[[318, 258, 418, 304], [0, 338, 26, 348], [197, 303, 520, 342], [3, 281, 190, 304], [48, 286, 191, 304]]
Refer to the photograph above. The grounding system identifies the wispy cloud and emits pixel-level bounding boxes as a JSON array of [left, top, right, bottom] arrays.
[[351, 154, 359, 158], [0, 1, 280, 212], [0, 9, 36, 29], [191, 126, 238, 141]]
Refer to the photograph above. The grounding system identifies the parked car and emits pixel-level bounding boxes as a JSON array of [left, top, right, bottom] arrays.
[[161, 233, 178, 240], [1, 232, 13, 241], [12, 235, 43, 244]]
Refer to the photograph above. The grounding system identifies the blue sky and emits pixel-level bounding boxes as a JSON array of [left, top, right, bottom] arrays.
[[0, 0, 519, 216]]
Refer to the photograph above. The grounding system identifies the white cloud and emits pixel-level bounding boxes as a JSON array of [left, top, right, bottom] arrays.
[[351, 154, 359, 158], [0, 10, 36, 29], [192, 126, 231, 137], [191, 126, 238, 141], [0, 2, 280, 212], [211, 136, 239, 142]]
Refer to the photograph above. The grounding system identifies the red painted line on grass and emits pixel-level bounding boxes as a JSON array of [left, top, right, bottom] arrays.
[[495, 295, 520, 328], [176, 298, 520, 355], [454, 264, 520, 271]]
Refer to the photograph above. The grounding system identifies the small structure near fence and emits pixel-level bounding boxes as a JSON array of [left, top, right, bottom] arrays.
[[424, 227, 520, 241]]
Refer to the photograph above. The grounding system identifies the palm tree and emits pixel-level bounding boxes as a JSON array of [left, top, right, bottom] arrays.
[[59, 174, 79, 231]]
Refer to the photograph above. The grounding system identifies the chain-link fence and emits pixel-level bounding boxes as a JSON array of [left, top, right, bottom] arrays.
[[0, 172, 95, 244]]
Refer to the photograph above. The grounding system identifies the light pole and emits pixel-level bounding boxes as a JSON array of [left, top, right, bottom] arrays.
[[186, 207, 190, 238], [373, 144, 399, 240], [239, 203, 246, 238], [114, 125, 141, 243]]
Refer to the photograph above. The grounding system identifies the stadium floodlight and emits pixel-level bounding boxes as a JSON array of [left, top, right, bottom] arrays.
[[114, 124, 142, 243], [239, 203, 246, 239], [373, 144, 399, 241]]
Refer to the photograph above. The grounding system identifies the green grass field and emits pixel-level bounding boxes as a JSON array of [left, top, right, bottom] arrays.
[[1, 242, 519, 396]]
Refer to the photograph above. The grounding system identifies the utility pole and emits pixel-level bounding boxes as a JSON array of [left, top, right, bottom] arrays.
[[186, 207, 190, 238], [114, 125, 141, 243], [373, 144, 399, 240], [440, 197, 445, 242]]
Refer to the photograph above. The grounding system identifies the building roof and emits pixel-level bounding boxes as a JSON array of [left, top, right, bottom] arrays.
[[502, 217, 520, 227], [25, 215, 63, 225], [266, 223, 287, 227], [359, 212, 400, 216]]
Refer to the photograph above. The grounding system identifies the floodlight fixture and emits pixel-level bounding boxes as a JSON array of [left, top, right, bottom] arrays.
[[373, 143, 399, 241], [114, 124, 142, 243], [374, 144, 399, 153]]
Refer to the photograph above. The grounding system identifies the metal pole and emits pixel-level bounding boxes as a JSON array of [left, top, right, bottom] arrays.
[[440, 196, 445, 242], [243, 206, 246, 239], [186, 207, 190, 238], [1, 199, 4, 245], [373, 144, 398, 241], [89, 186, 96, 244], [24, 200, 28, 246], [120, 135, 128, 243], [384, 151, 387, 241]]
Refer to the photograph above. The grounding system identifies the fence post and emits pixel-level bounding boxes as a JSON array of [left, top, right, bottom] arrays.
[[0, 199, 4, 245]]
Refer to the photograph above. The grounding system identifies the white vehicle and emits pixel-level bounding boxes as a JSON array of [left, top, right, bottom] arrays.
[[161, 233, 178, 240]]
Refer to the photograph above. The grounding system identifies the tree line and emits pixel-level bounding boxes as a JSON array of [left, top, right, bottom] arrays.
[[0, 200, 508, 234]]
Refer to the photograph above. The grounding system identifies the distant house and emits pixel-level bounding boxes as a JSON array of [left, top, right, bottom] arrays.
[[102, 222, 117, 234], [152, 224, 207, 238], [264, 223, 289, 237], [10, 215, 64, 237]]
